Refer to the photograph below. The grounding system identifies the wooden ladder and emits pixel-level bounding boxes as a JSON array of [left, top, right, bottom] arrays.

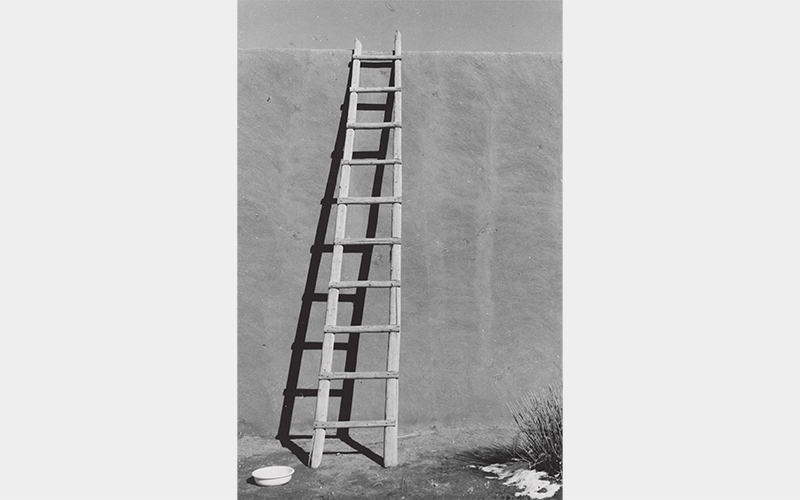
[[309, 32, 403, 469]]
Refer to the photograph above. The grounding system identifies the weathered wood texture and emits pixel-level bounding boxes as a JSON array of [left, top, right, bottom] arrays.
[[311, 34, 404, 469]]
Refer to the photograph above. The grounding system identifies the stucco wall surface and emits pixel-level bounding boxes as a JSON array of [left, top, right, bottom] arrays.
[[239, 49, 561, 437]]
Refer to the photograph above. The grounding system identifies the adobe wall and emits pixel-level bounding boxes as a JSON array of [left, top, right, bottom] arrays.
[[239, 49, 561, 436]]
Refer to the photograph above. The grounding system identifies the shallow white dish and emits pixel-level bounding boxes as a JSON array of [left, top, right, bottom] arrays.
[[252, 465, 295, 486]]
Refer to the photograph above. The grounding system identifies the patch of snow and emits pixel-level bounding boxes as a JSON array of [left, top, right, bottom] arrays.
[[479, 463, 561, 499]]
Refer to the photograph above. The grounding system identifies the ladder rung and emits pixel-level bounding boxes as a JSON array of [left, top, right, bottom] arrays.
[[338, 196, 401, 205], [342, 159, 401, 165], [319, 371, 400, 380], [350, 86, 401, 93], [354, 54, 401, 60], [314, 420, 396, 429], [347, 122, 401, 129], [330, 280, 400, 289], [335, 237, 400, 245], [324, 325, 400, 334]]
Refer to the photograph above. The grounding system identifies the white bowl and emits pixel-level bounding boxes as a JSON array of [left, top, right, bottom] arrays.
[[252, 466, 295, 486]]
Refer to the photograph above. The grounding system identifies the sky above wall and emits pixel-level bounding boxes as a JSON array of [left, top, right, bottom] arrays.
[[239, 0, 562, 52]]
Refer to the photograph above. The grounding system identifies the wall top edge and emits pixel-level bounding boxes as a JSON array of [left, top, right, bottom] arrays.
[[238, 48, 562, 56]]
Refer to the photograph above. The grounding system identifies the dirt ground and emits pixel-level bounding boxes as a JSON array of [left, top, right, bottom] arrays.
[[238, 425, 562, 499]]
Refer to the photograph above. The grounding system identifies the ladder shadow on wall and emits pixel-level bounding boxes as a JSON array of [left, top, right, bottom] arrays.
[[276, 60, 397, 467]]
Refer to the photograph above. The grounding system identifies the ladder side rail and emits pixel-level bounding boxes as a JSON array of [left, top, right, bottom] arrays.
[[310, 37, 362, 469], [384, 30, 402, 468]]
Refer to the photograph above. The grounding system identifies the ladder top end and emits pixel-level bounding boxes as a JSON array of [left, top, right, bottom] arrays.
[[354, 38, 362, 49]]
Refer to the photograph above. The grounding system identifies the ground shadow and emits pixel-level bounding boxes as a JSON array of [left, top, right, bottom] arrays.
[[453, 440, 519, 467], [276, 58, 396, 468]]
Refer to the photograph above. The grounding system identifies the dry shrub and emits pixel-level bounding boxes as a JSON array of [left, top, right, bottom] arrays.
[[508, 385, 563, 479]]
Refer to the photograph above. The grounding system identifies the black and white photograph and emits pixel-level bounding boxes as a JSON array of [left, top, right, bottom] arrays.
[[238, 1, 562, 498], [0, 1, 798, 499]]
